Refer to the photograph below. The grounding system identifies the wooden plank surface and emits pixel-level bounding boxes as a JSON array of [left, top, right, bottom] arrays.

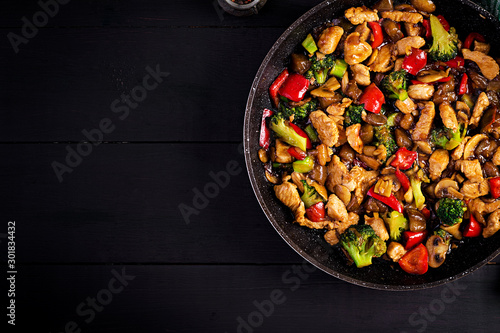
[[13, 264, 500, 332]]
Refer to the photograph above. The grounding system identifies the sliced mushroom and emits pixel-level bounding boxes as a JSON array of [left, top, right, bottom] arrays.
[[434, 178, 463, 199], [311, 77, 341, 98], [440, 223, 462, 240], [426, 235, 449, 268], [463, 134, 487, 160], [334, 184, 351, 206]]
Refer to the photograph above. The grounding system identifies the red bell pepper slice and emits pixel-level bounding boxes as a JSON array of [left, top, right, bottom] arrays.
[[421, 207, 431, 220], [269, 69, 289, 107], [287, 146, 307, 160], [459, 73, 468, 95], [395, 167, 410, 192], [390, 147, 418, 170], [422, 19, 431, 39], [398, 243, 429, 275], [489, 177, 500, 199], [259, 109, 274, 150], [306, 201, 325, 222], [289, 123, 312, 149], [367, 186, 404, 214], [368, 21, 383, 49], [437, 15, 450, 32], [403, 230, 428, 250], [463, 213, 482, 237], [463, 32, 486, 50], [278, 73, 309, 102], [402, 48, 427, 76], [445, 56, 464, 68], [359, 83, 385, 114]]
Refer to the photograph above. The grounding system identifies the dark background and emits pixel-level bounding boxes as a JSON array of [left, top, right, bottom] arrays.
[[0, 0, 499, 332]]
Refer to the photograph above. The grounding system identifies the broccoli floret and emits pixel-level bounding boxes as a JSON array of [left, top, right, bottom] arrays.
[[374, 125, 398, 160], [430, 123, 467, 150], [279, 99, 318, 121], [269, 113, 308, 151], [382, 70, 409, 101], [409, 168, 429, 210], [300, 180, 324, 208], [344, 104, 364, 127], [383, 211, 409, 242], [340, 225, 387, 268], [428, 15, 458, 62], [434, 229, 452, 244], [305, 54, 335, 85], [436, 198, 467, 226]]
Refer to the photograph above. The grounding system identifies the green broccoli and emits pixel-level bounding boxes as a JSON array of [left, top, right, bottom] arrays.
[[409, 168, 429, 210], [382, 70, 408, 101], [269, 113, 308, 151], [436, 198, 467, 226], [430, 123, 467, 150], [305, 54, 335, 85], [300, 180, 324, 208], [340, 225, 387, 268], [383, 211, 409, 241], [428, 14, 458, 62], [344, 104, 365, 127], [279, 99, 318, 121], [434, 229, 452, 244], [374, 125, 398, 160]]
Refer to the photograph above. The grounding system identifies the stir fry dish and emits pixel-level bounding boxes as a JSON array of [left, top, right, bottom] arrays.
[[258, 0, 500, 274]]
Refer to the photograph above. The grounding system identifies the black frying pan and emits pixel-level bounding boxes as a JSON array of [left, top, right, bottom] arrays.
[[244, 0, 500, 290]]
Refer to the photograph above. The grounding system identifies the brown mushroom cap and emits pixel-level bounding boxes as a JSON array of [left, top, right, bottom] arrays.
[[426, 235, 449, 268], [434, 178, 464, 200]]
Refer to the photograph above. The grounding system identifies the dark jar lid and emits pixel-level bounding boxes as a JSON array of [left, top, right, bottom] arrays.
[[217, 0, 267, 16]]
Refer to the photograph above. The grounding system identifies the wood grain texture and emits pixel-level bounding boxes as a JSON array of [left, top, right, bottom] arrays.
[[15, 264, 500, 332]]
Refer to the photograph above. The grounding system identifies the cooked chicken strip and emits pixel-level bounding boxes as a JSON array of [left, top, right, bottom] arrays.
[[439, 102, 459, 131], [483, 209, 500, 238], [344, 6, 379, 25], [469, 92, 489, 127], [381, 10, 423, 24], [412, 102, 435, 141], [457, 159, 484, 183], [395, 96, 416, 114], [429, 149, 449, 181], [395, 36, 426, 56], [462, 49, 500, 80], [318, 26, 344, 55], [344, 32, 373, 65], [309, 110, 339, 147], [350, 64, 371, 86], [326, 193, 348, 221], [408, 84, 435, 100]]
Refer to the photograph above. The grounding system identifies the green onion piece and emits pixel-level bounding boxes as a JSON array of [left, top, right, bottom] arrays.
[[302, 34, 318, 54], [330, 59, 348, 78], [461, 94, 474, 109], [292, 156, 314, 173], [304, 124, 320, 143]]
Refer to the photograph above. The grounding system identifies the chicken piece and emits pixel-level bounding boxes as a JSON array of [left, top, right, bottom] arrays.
[[429, 149, 449, 181], [395, 96, 416, 114], [493, 149, 500, 165], [483, 209, 500, 238], [291, 172, 306, 192], [326, 155, 356, 193], [317, 26, 344, 55], [408, 84, 435, 100], [412, 102, 435, 141], [395, 36, 426, 56], [457, 159, 484, 183], [274, 139, 293, 163], [387, 242, 406, 262], [346, 123, 364, 154], [350, 64, 371, 86], [369, 43, 395, 73], [404, 22, 421, 37], [469, 92, 490, 127], [474, 40, 490, 54], [274, 179, 334, 230], [460, 179, 489, 199], [326, 193, 348, 221], [344, 6, 379, 25], [451, 136, 470, 160], [394, 57, 404, 71], [350, 166, 379, 207], [324, 229, 340, 245], [309, 110, 339, 147], [439, 102, 459, 132], [381, 10, 423, 23], [344, 32, 373, 65], [365, 215, 389, 241], [462, 49, 500, 80], [332, 212, 360, 234], [355, 22, 371, 42], [326, 98, 352, 116]]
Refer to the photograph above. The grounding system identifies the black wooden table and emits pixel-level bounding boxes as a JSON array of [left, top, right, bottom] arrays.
[[1, 1, 499, 332]]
